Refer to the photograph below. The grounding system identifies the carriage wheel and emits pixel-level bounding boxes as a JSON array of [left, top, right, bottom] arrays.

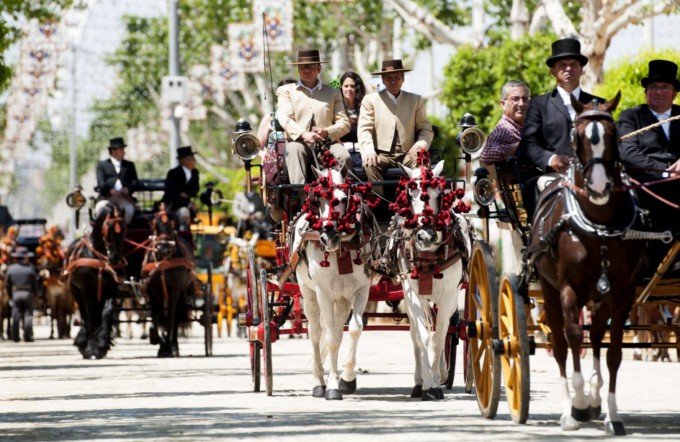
[[444, 311, 459, 389], [463, 287, 473, 394], [250, 341, 261, 392], [497, 273, 530, 424], [260, 269, 273, 396], [466, 241, 501, 418], [203, 274, 214, 357], [246, 247, 260, 324]]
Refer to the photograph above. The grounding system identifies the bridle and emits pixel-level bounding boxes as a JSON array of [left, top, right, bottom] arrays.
[[151, 209, 177, 259]]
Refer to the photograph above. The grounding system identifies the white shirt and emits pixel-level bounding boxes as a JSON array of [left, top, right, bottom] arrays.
[[386, 90, 400, 106], [182, 165, 192, 182], [556, 86, 581, 120], [110, 157, 123, 191], [297, 80, 322, 94], [650, 107, 672, 139]]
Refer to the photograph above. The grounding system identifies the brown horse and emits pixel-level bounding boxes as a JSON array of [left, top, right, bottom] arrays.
[[142, 206, 194, 357], [64, 203, 127, 359], [528, 92, 645, 435]]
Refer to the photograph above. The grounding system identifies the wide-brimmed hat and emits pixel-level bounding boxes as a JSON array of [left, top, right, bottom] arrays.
[[641, 60, 680, 91], [288, 49, 328, 65], [11, 247, 34, 259], [176, 146, 197, 160], [371, 59, 413, 75], [546, 38, 588, 67], [108, 137, 127, 150]]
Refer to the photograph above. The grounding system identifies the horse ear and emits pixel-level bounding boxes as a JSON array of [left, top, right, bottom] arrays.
[[603, 90, 622, 114], [399, 163, 415, 178], [311, 166, 323, 180], [571, 94, 585, 114], [432, 160, 445, 177]]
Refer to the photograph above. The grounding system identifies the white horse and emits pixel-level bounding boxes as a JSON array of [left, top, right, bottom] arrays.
[[390, 159, 473, 400], [290, 159, 378, 400]]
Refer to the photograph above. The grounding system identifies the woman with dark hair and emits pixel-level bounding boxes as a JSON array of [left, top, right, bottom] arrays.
[[340, 71, 366, 144]]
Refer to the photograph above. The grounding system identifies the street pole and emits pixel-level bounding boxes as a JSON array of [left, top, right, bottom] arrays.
[[69, 45, 77, 241], [169, 0, 180, 168]]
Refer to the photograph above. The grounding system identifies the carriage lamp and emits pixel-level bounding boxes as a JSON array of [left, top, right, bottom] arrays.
[[65, 185, 86, 210], [455, 113, 486, 155], [232, 119, 261, 162], [473, 168, 495, 207]]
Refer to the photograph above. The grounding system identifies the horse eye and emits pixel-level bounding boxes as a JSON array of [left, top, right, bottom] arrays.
[[340, 197, 348, 205]]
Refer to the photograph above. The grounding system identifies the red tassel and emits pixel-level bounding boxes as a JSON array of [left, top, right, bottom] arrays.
[[320, 251, 330, 267], [410, 267, 420, 280], [353, 251, 363, 265], [434, 265, 443, 279]]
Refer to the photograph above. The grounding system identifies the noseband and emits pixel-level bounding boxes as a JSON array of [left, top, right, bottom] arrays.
[[572, 109, 619, 176]]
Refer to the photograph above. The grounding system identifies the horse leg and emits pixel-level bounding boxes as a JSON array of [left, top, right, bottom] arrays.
[[300, 284, 325, 398], [431, 288, 458, 400], [338, 287, 369, 395], [403, 281, 436, 400], [587, 303, 610, 422], [317, 291, 346, 400], [603, 295, 633, 436], [543, 285, 579, 431], [559, 285, 590, 423], [405, 300, 423, 398]]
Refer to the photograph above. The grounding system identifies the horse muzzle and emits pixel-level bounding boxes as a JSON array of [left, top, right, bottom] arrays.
[[320, 231, 341, 253], [415, 227, 437, 250]]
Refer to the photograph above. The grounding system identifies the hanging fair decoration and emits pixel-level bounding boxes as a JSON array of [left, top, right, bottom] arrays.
[[228, 23, 264, 73], [210, 44, 245, 100], [253, 0, 293, 53]]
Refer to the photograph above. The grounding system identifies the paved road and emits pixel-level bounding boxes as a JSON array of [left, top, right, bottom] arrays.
[[2, 322, 680, 441]]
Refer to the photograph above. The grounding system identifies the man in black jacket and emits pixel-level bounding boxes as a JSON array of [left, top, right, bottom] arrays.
[[95, 137, 139, 224], [6, 247, 38, 342], [518, 38, 604, 219], [162, 146, 200, 231], [619, 59, 680, 237]]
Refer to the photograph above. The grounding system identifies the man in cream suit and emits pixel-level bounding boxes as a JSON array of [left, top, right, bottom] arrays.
[[357, 59, 434, 182], [277, 49, 350, 184]]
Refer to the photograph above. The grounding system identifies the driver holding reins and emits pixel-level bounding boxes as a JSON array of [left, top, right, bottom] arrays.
[[276, 49, 351, 185]]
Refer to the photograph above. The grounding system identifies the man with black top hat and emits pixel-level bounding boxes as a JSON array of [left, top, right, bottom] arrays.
[[276, 49, 351, 184], [95, 137, 139, 224], [357, 59, 434, 183], [619, 60, 680, 273], [518, 38, 604, 219], [162, 146, 200, 231], [6, 246, 37, 342]]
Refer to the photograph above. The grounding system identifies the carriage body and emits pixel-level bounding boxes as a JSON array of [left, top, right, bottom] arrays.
[[466, 154, 680, 424]]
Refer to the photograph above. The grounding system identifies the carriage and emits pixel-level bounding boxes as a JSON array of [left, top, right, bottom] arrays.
[[463, 95, 680, 432], [64, 178, 215, 357], [227, 116, 486, 396]]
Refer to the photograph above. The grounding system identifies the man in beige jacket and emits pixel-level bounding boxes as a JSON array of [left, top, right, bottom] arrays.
[[276, 49, 351, 184], [358, 60, 434, 182]]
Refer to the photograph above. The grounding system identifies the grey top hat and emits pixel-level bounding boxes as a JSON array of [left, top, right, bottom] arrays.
[[176, 146, 197, 160], [641, 60, 680, 90], [11, 246, 34, 259], [371, 59, 413, 76], [546, 38, 588, 67], [288, 49, 328, 65], [108, 137, 127, 149]]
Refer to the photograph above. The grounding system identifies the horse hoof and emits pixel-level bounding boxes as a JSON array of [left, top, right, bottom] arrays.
[[312, 386, 326, 398], [338, 378, 356, 394], [571, 406, 591, 422], [325, 389, 343, 400], [589, 405, 602, 420], [435, 388, 444, 399], [633, 353, 642, 361], [605, 420, 626, 436], [560, 415, 580, 431], [410, 385, 423, 398], [421, 388, 441, 401]]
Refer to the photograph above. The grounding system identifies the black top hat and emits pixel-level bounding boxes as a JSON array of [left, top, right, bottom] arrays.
[[371, 59, 413, 76], [11, 246, 34, 259], [176, 146, 197, 160], [288, 49, 328, 65], [641, 60, 680, 90], [108, 137, 127, 149], [546, 38, 588, 67]]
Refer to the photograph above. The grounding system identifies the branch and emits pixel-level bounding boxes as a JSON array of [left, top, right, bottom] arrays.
[[384, 0, 483, 48], [541, 0, 578, 37], [528, 4, 548, 35], [607, 1, 680, 37]]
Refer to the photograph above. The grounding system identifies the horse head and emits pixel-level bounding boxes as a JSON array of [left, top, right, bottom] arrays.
[[570, 91, 622, 206], [310, 165, 348, 253], [152, 204, 177, 260], [398, 159, 446, 252], [100, 203, 127, 266]]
